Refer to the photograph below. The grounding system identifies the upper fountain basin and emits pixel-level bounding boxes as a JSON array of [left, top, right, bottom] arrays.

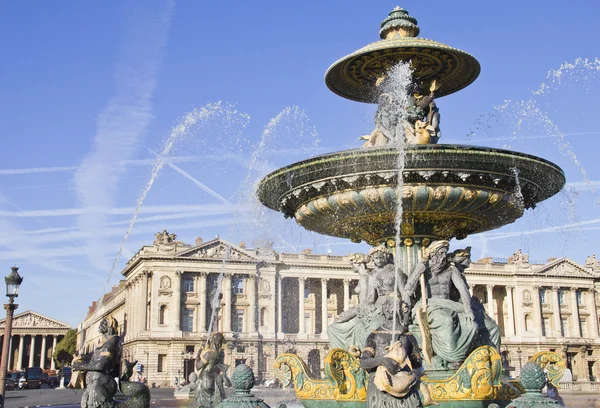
[[257, 145, 565, 245]]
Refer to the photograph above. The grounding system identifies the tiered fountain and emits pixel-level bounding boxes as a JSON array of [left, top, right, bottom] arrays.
[[257, 7, 566, 408]]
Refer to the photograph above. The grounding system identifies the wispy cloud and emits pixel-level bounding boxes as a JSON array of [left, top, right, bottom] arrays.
[[565, 181, 600, 191], [72, 0, 174, 271], [0, 203, 241, 218]]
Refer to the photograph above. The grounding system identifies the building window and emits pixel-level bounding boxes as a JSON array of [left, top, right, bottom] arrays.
[[158, 354, 167, 372], [561, 318, 569, 337], [236, 346, 246, 353], [581, 319, 588, 337], [233, 310, 244, 333], [542, 317, 550, 336], [232, 277, 245, 294], [183, 277, 194, 292], [235, 358, 246, 367], [182, 309, 194, 332], [525, 314, 532, 332], [159, 305, 167, 325], [558, 290, 565, 305], [304, 312, 311, 334], [539, 289, 547, 304], [576, 290, 583, 305], [185, 345, 195, 354]]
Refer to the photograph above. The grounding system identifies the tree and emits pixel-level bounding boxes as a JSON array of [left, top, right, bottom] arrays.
[[53, 329, 77, 368]]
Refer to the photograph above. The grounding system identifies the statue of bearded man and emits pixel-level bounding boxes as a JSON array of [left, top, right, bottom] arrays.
[[406, 241, 500, 369]]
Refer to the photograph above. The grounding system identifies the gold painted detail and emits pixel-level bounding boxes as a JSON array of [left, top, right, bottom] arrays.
[[529, 351, 566, 388], [274, 353, 334, 400], [423, 346, 520, 401], [293, 185, 520, 244], [325, 348, 368, 401], [273, 349, 367, 402]]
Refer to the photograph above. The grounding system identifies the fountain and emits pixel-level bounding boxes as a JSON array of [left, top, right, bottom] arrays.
[[257, 7, 566, 408]]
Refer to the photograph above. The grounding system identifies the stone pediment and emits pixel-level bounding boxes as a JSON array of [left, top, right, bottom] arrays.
[[534, 258, 593, 278], [177, 238, 257, 261], [0, 310, 70, 331]]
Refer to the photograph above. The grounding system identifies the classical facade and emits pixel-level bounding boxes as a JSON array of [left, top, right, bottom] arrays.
[[0, 311, 70, 371], [77, 233, 600, 387]]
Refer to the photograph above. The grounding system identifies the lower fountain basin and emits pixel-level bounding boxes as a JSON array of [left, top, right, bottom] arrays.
[[257, 145, 565, 244]]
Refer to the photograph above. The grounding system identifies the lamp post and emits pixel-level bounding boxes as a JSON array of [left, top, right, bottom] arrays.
[[0, 266, 24, 400], [517, 348, 523, 372]]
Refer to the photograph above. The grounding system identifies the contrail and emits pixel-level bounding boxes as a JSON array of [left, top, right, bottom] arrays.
[[72, 0, 174, 271], [146, 147, 230, 205]]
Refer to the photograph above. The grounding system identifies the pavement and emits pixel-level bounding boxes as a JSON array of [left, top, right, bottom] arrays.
[[2, 385, 598, 408]]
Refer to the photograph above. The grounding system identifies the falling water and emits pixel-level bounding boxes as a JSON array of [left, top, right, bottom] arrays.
[[511, 167, 525, 210], [203, 106, 319, 345], [101, 103, 230, 295], [86, 102, 249, 332], [381, 61, 413, 339]]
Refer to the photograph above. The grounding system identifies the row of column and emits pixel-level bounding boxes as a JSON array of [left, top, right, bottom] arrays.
[[188, 272, 258, 335], [276, 276, 355, 339], [472, 283, 599, 339], [1, 334, 60, 370]]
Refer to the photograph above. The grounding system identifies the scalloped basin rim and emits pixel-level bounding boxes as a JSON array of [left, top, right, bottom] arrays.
[[258, 144, 565, 209]]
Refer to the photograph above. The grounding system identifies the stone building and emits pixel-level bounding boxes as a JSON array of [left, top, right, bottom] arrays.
[[0, 311, 70, 371], [77, 233, 600, 387]]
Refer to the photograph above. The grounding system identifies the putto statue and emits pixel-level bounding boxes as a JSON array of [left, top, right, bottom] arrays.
[[72, 316, 150, 408], [360, 296, 437, 407], [361, 75, 442, 147], [328, 246, 407, 349], [406, 241, 500, 369]]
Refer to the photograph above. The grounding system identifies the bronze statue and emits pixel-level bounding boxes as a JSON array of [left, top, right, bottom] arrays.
[[406, 241, 499, 369], [328, 246, 407, 349], [360, 296, 436, 407], [194, 332, 231, 408], [72, 316, 150, 408]]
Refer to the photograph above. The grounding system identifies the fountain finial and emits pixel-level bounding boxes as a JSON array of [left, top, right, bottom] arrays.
[[380, 7, 419, 39]]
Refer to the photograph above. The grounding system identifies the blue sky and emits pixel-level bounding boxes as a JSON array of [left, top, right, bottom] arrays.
[[0, 1, 599, 327]]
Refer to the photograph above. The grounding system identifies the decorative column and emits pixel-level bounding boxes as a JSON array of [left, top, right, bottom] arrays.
[[589, 289, 599, 338], [141, 271, 150, 332], [532, 285, 544, 336], [343, 279, 350, 311], [17, 335, 24, 370], [223, 273, 232, 333], [298, 277, 306, 337], [40, 335, 47, 369], [50, 335, 57, 370], [198, 272, 208, 333], [551, 286, 562, 337], [514, 288, 526, 337], [28, 335, 35, 367], [505, 285, 515, 337], [571, 288, 581, 338], [468, 284, 475, 296], [486, 284, 494, 318], [174, 271, 183, 331], [277, 274, 284, 339], [321, 278, 329, 339], [248, 275, 257, 335]]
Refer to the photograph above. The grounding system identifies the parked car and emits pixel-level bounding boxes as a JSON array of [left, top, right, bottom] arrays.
[[264, 378, 281, 388], [24, 366, 42, 389]]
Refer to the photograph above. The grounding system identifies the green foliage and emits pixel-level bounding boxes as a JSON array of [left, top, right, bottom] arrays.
[[52, 329, 77, 369]]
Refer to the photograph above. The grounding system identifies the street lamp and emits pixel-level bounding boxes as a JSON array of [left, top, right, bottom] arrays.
[[517, 348, 523, 372], [0, 266, 23, 401]]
